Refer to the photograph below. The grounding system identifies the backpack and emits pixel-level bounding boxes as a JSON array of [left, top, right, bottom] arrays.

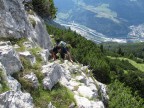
[[58, 41, 67, 47]]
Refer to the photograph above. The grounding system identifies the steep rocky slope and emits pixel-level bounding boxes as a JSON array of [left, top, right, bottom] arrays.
[[0, 0, 108, 107], [0, 0, 52, 49], [0, 40, 108, 108]]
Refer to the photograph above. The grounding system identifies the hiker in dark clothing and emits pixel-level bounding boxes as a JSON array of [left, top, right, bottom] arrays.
[[51, 46, 61, 60], [51, 41, 73, 62]]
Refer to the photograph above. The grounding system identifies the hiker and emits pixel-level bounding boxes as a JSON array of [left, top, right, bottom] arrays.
[[51, 41, 73, 62], [51, 45, 61, 60]]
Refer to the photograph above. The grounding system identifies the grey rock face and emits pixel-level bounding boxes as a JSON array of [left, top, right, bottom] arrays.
[[74, 95, 104, 108], [7, 76, 21, 91], [40, 49, 50, 64], [0, 41, 23, 75], [0, 0, 30, 38], [0, 58, 34, 108], [56, 60, 107, 108], [42, 63, 62, 90], [77, 85, 97, 99], [0, 91, 34, 108], [29, 15, 52, 49], [0, 0, 52, 49], [98, 82, 109, 104]]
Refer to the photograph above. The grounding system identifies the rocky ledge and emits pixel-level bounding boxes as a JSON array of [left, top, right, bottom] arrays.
[[41, 60, 109, 108], [0, 41, 109, 108]]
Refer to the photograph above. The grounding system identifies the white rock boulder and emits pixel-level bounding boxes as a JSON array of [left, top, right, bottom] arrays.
[[7, 76, 21, 91], [91, 101, 105, 108], [68, 64, 80, 73], [75, 75, 86, 83], [88, 83, 98, 92], [74, 95, 104, 108], [56, 60, 107, 108], [78, 86, 97, 99], [0, 41, 23, 75], [40, 49, 50, 64], [42, 63, 62, 90], [0, 91, 34, 108], [74, 95, 91, 108], [98, 82, 109, 104]]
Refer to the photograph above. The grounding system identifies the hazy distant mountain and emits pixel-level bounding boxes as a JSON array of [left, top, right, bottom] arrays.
[[54, 0, 144, 43]]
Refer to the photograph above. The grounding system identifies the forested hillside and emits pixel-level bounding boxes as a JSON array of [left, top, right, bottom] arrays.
[[47, 25, 144, 107], [103, 42, 144, 63]]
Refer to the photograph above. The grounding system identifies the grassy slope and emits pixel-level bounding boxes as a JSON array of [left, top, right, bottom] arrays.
[[32, 84, 75, 108], [107, 56, 144, 72], [0, 69, 9, 93]]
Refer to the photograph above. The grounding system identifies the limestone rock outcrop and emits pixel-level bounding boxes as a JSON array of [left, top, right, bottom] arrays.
[[0, 41, 23, 75], [74, 95, 104, 108], [43, 60, 108, 108], [28, 14, 52, 49], [7, 76, 21, 91], [40, 49, 50, 64], [0, 91, 34, 108], [0, 41, 34, 108], [42, 63, 62, 90], [0, 0, 29, 38], [58, 60, 105, 108], [0, 66, 34, 108], [77, 85, 97, 99], [0, 0, 52, 49], [0, 40, 109, 108]]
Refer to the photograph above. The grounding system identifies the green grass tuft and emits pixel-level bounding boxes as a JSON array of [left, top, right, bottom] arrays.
[[32, 83, 76, 108], [29, 47, 42, 64], [0, 37, 28, 52], [0, 69, 9, 93], [15, 38, 28, 52], [20, 56, 32, 70]]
